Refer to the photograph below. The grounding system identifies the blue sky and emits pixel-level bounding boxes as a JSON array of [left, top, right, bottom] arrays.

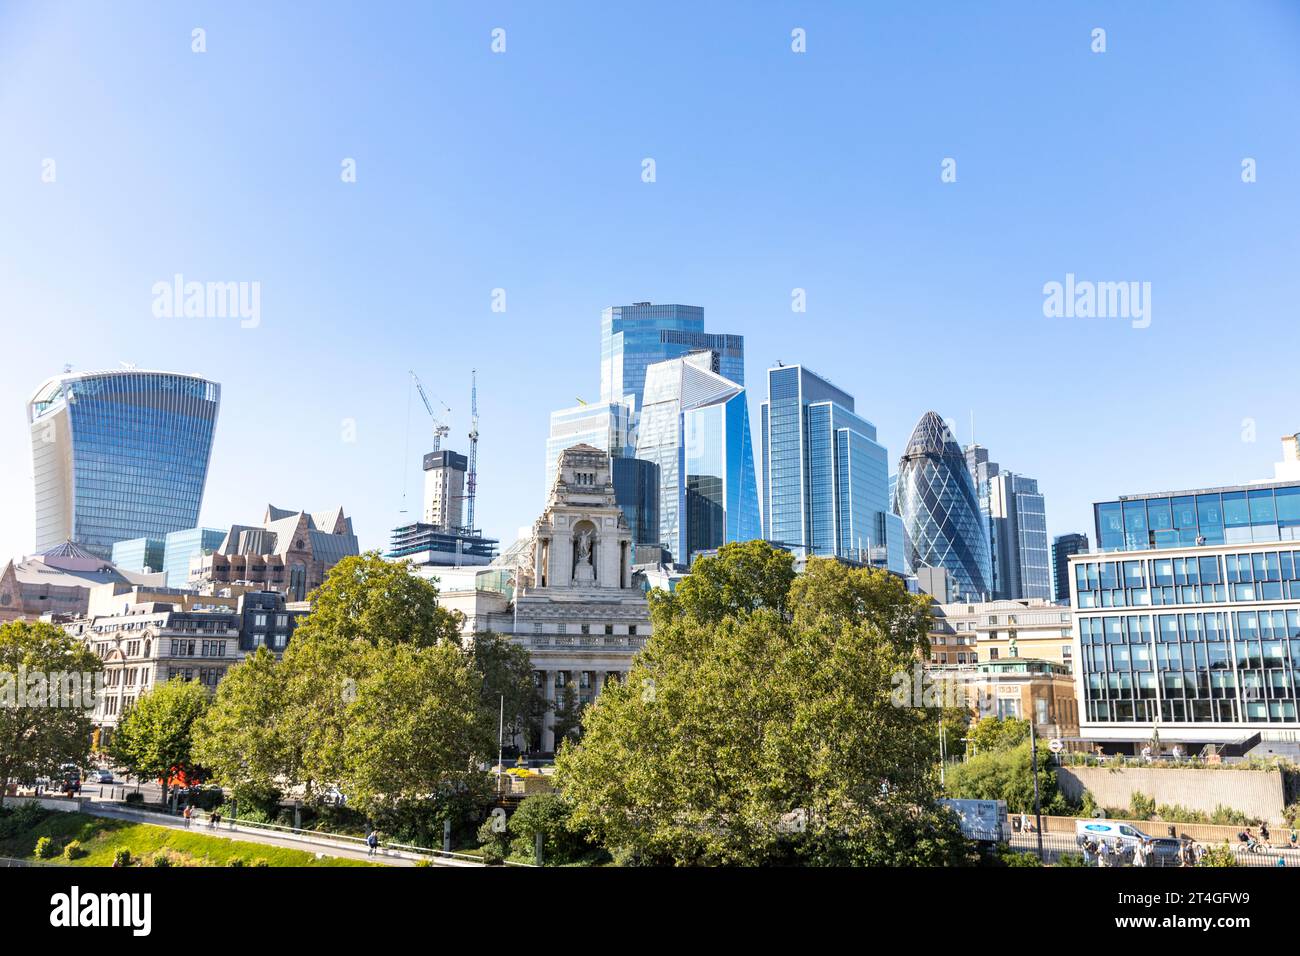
[[2, 1, 1298, 561]]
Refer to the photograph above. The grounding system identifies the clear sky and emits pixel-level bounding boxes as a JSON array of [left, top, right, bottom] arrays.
[[2, 1, 1298, 562]]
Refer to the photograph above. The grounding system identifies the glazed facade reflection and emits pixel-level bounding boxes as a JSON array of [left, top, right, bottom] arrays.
[[893, 411, 992, 600], [28, 370, 221, 559]]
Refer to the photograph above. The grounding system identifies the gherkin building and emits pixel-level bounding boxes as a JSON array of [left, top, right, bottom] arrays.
[[892, 411, 992, 600]]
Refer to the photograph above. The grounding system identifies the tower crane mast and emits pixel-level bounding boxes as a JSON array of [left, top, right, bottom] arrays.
[[466, 369, 479, 533]]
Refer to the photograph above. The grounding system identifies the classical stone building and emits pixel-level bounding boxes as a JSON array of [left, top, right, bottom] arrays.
[[64, 589, 304, 741], [512, 444, 652, 750]]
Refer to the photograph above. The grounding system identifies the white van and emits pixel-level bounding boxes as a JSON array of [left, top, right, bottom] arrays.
[[1075, 819, 1151, 850]]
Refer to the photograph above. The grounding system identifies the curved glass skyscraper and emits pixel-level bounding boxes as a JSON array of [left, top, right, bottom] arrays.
[[893, 411, 991, 600], [28, 370, 221, 559]]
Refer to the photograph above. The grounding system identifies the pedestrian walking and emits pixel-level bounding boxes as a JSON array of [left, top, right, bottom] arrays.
[[183, 804, 193, 828], [1260, 822, 1270, 845], [213, 810, 222, 828], [366, 829, 379, 858]]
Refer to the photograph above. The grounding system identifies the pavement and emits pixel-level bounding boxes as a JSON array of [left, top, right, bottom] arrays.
[[75, 801, 485, 868]]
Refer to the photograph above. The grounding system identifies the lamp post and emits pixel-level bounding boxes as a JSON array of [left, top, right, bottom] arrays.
[[1029, 718, 1044, 863]]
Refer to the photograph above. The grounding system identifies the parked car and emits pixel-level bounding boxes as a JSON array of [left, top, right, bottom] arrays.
[[93, 770, 114, 784], [1147, 837, 1184, 866]]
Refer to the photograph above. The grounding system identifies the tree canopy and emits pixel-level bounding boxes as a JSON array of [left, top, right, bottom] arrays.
[[0, 620, 101, 805], [556, 541, 971, 866], [110, 678, 210, 805]]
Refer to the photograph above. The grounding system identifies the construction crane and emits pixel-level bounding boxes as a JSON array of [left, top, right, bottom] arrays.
[[409, 370, 450, 452], [465, 369, 479, 534]]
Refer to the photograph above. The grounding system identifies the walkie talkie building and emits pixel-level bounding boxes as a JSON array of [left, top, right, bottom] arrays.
[[893, 411, 992, 600], [28, 369, 221, 559]]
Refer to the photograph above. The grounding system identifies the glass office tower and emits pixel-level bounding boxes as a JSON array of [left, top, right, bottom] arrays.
[[893, 411, 992, 600], [965, 444, 1051, 601], [110, 537, 165, 575], [1052, 532, 1089, 602], [599, 302, 744, 411], [1074, 479, 1300, 747], [544, 401, 635, 495], [635, 353, 760, 565], [163, 526, 228, 588], [760, 364, 904, 571], [28, 370, 221, 559]]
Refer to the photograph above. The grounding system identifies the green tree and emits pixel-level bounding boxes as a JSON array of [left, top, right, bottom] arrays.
[[550, 684, 585, 749], [944, 739, 1061, 815], [339, 641, 493, 836], [466, 632, 547, 753], [507, 792, 594, 864], [110, 678, 209, 807], [291, 552, 463, 649], [966, 716, 1030, 754], [650, 537, 796, 625], [192, 647, 286, 806], [0, 621, 101, 806], [556, 543, 971, 866]]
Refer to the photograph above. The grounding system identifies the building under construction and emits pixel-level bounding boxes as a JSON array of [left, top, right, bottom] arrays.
[[387, 371, 498, 568]]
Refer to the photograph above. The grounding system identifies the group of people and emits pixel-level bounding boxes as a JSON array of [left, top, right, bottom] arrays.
[[179, 804, 223, 828], [1079, 836, 1204, 867]]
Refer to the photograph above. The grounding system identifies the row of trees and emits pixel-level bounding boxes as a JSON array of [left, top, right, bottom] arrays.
[[185, 554, 543, 839]]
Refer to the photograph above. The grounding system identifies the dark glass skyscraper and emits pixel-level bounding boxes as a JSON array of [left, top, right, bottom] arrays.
[[28, 369, 221, 559], [893, 411, 992, 600], [1052, 532, 1089, 602]]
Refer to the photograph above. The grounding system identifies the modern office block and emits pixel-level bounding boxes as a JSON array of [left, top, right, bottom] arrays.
[[28, 369, 221, 559], [110, 537, 165, 575], [544, 400, 635, 495], [759, 364, 904, 571], [635, 352, 760, 565], [1074, 477, 1300, 748], [965, 444, 1050, 601], [893, 412, 992, 601], [163, 527, 228, 589], [599, 302, 744, 412], [1052, 532, 1090, 603], [611, 456, 660, 550]]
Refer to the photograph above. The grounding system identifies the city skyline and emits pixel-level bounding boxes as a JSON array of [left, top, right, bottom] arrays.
[[2, 2, 1299, 565]]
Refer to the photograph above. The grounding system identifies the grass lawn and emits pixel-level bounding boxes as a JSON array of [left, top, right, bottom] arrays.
[[0, 811, 377, 867]]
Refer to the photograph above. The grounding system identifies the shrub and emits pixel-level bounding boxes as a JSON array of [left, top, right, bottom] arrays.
[[995, 843, 1041, 866], [1056, 853, 1087, 867], [187, 787, 225, 811], [34, 836, 58, 860], [227, 857, 246, 867], [63, 840, 85, 861], [507, 793, 593, 865], [151, 853, 173, 868], [1079, 790, 1100, 819], [1129, 792, 1157, 820], [0, 803, 49, 838], [113, 849, 132, 867], [1209, 805, 1250, 827], [480, 841, 504, 866], [415, 857, 435, 867], [124, 792, 144, 805], [252, 858, 270, 868], [1198, 843, 1240, 867]]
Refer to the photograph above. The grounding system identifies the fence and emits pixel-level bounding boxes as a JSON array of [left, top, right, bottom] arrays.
[[1005, 829, 1296, 867]]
